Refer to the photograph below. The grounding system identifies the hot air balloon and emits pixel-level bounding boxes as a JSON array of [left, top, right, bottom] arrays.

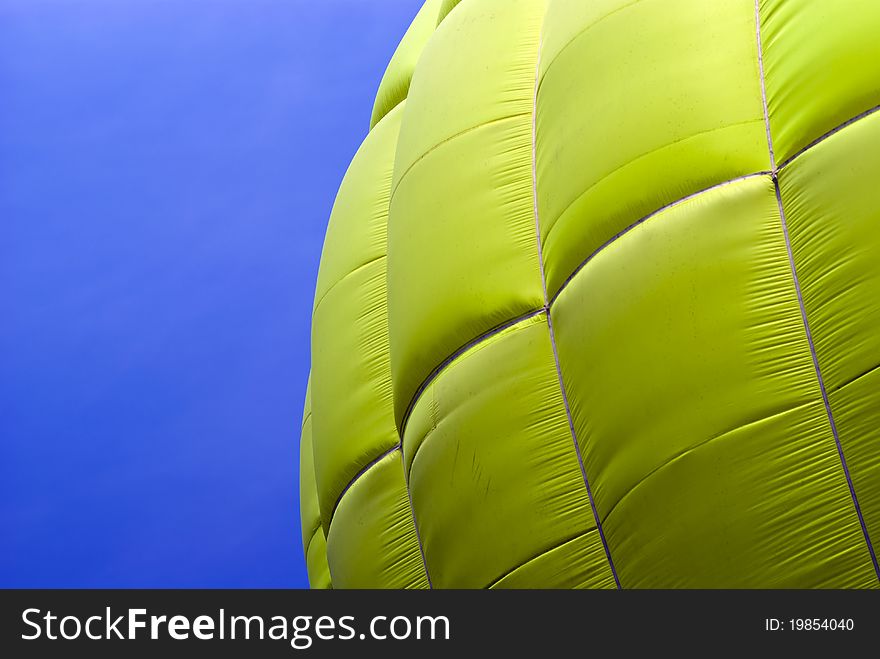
[[300, 0, 880, 588]]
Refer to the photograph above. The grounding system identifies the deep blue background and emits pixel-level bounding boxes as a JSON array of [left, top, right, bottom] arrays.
[[1, 0, 422, 588]]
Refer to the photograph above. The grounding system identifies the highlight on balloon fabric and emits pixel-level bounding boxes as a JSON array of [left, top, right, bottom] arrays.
[[300, 0, 880, 588]]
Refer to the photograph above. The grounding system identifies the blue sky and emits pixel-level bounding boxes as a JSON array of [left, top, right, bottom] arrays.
[[1, 0, 422, 588]]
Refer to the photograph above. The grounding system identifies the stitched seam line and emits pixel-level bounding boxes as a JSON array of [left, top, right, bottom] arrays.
[[756, 0, 880, 582], [535, 0, 646, 99], [403, 310, 546, 489], [400, 448, 433, 588], [545, 95, 880, 306], [829, 361, 880, 395], [543, 117, 764, 251], [530, 13, 621, 590], [404, 387, 441, 485], [398, 308, 546, 436], [777, 103, 880, 170], [755, 0, 776, 171], [325, 443, 433, 587], [602, 399, 816, 526], [313, 255, 385, 313], [538, 96, 878, 305], [774, 176, 880, 582], [327, 445, 399, 525], [548, 172, 771, 306], [389, 112, 530, 202], [487, 528, 598, 589], [545, 312, 621, 589]]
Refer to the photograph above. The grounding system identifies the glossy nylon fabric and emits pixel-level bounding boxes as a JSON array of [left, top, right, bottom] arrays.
[[301, 0, 880, 588]]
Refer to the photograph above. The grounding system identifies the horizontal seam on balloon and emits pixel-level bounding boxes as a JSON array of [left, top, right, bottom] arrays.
[[327, 445, 400, 527], [403, 314, 552, 481], [536, 101, 880, 307], [534, 0, 646, 98], [777, 103, 880, 171], [312, 255, 386, 313], [404, 400, 438, 485], [542, 117, 765, 250], [548, 171, 771, 306], [534, 100, 880, 278], [398, 307, 546, 437], [600, 398, 817, 526], [389, 112, 531, 202], [828, 361, 880, 396], [487, 528, 599, 589], [371, 95, 407, 132]]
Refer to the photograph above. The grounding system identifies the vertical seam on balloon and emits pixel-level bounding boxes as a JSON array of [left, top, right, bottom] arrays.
[[401, 448, 434, 588], [530, 6, 622, 590], [756, 0, 880, 583], [772, 177, 880, 583], [532, 36, 550, 305], [755, 0, 776, 172], [304, 524, 322, 563], [373, 87, 434, 591], [545, 313, 622, 589], [321, 450, 433, 587], [384, 101, 434, 588]]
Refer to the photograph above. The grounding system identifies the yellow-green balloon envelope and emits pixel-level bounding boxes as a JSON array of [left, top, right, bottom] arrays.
[[300, 0, 880, 588]]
